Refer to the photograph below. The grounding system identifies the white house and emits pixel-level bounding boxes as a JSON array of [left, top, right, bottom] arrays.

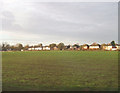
[[28, 48, 34, 51], [43, 46, 50, 50], [34, 47, 42, 50], [21, 49, 24, 51], [82, 44, 89, 50], [112, 47, 117, 51], [103, 46, 112, 50], [103, 45, 120, 51], [89, 43, 100, 50], [89, 46, 100, 49], [83, 46, 88, 49], [53, 46, 58, 50], [28, 47, 42, 51]]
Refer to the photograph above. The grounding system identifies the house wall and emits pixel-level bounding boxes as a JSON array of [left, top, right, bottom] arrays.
[[34, 47, 42, 50], [103, 46, 112, 50], [89, 46, 99, 50], [53, 47, 58, 50], [43, 47, 46, 50], [28, 47, 43, 51], [116, 46, 120, 50], [28, 48, 34, 50], [43, 47, 50, 50], [46, 47, 50, 50], [83, 46, 88, 50], [112, 48, 117, 51]]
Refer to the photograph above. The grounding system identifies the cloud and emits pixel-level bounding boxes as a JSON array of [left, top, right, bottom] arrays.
[[2, 11, 23, 32], [1, 1, 118, 45]]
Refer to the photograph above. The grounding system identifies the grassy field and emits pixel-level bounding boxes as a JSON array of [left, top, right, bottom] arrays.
[[2, 51, 118, 91]]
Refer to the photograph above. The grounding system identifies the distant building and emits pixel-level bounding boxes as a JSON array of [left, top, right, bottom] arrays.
[[103, 45, 112, 51], [82, 44, 89, 50], [69, 45, 73, 50], [28, 46, 42, 51], [102, 43, 120, 51], [89, 43, 100, 50], [53, 46, 58, 50], [72, 46, 77, 50], [34, 47, 42, 50], [116, 44, 120, 50], [43, 46, 50, 50], [72, 44, 80, 50], [23, 43, 120, 51], [21, 49, 24, 51], [112, 46, 117, 51], [28, 47, 35, 51]]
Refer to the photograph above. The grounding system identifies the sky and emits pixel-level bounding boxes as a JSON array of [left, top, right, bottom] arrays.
[[0, 0, 118, 45]]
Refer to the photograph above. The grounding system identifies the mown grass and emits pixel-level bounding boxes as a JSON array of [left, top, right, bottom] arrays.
[[2, 51, 118, 91]]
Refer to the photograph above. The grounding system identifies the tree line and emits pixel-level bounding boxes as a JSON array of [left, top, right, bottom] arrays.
[[0, 41, 116, 51], [1, 42, 65, 51]]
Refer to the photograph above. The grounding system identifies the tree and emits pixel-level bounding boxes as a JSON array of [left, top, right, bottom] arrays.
[[10, 45, 15, 51], [2, 43, 7, 51], [100, 43, 106, 50], [80, 44, 89, 50], [66, 45, 70, 49], [57, 43, 64, 50], [49, 43, 56, 50], [16, 43, 23, 51], [111, 41, 115, 47], [80, 45, 83, 50], [38, 43, 42, 47], [6, 44, 11, 50], [24, 44, 29, 50], [2, 42, 10, 51], [73, 44, 80, 48]]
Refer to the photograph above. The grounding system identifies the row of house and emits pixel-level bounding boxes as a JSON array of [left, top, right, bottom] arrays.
[[26, 43, 120, 51], [82, 43, 120, 51], [28, 46, 50, 51]]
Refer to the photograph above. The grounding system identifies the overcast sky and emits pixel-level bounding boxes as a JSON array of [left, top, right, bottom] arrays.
[[0, 0, 118, 45]]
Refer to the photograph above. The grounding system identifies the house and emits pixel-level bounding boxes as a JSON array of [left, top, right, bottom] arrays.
[[68, 45, 73, 50], [105, 43, 113, 50], [82, 44, 89, 50], [102, 45, 112, 51], [116, 44, 120, 50], [28, 47, 34, 51], [53, 46, 58, 50], [89, 43, 100, 50], [77, 47, 80, 50], [28, 46, 42, 51], [21, 49, 24, 51], [72, 44, 80, 50], [34, 47, 42, 51], [112, 46, 117, 51], [102, 43, 119, 51], [43, 46, 50, 50]]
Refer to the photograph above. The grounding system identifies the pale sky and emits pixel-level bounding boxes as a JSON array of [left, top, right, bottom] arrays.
[[0, 0, 118, 45]]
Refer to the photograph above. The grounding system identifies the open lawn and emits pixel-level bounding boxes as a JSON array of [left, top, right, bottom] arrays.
[[2, 51, 118, 91]]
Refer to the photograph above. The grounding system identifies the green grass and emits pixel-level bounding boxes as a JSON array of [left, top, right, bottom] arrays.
[[2, 51, 118, 91]]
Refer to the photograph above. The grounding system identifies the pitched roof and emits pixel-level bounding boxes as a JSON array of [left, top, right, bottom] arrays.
[[90, 43, 100, 46], [83, 44, 89, 46]]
